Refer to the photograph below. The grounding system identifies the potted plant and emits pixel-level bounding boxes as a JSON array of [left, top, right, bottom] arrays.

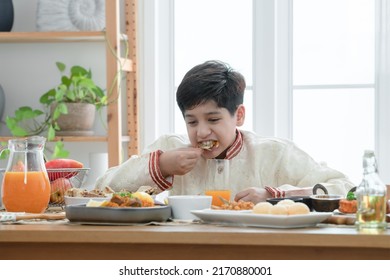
[[5, 62, 107, 158]]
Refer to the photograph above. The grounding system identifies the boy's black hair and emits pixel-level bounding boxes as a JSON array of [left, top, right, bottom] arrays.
[[176, 60, 246, 116]]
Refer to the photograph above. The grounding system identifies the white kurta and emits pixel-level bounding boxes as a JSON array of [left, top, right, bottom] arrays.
[[95, 130, 354, 196]]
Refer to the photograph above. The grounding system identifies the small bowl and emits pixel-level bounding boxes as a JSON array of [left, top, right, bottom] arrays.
[[310, 194, 342, 212], [167, 195, 212, 220], [64, 196, 111, 206]]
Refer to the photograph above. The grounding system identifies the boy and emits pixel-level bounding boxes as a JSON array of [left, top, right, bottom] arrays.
[[95, 60, 354, 203]]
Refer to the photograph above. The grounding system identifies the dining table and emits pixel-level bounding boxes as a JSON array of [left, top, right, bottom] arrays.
[[0, 215, 389, 260]]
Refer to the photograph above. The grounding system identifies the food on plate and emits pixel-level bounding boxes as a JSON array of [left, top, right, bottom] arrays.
[[65, 186, 115, 198], [136, 185, 159, 195], [212, 200, 254, 210], [86, 200, 106, 207], [132, 191, 155, 207], [45, 158, 84, 181], [88, 191, 155, 208], [252, 202, 273, 214], [198, 140, 219, 150], [338, 190, 357, 214], [252, 200, 310, 215], [276, 199, 296, 206], [287, 202, 310, 215], [50, 177, 72, 204], [269, 204, 289, 215]]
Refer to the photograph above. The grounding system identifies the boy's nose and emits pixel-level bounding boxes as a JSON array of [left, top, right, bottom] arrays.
[[196, 123, 212, 138]]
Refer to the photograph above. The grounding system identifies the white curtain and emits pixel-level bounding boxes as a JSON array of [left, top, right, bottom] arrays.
[[376, 0, 390, 183]]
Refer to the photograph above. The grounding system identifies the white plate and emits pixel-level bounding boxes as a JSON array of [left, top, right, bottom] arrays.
[[191, 209, 332, 229]]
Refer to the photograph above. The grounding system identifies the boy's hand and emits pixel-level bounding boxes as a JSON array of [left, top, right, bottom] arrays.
[[234, 187, 272, 204], [159, 147, 202, 177]]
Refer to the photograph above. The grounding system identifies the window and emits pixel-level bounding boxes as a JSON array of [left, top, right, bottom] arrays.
[[292, 0, 375, 184], [140, 0, 390, 185], [174, 0, 253, 134]]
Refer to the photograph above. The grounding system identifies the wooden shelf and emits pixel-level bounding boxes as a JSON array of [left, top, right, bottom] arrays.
[[0, 135, 130, 143], [0, 32, 106, 43], [0, 0, 138, 167]]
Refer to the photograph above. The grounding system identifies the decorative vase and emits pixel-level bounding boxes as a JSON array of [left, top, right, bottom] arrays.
[[0, 0, 14, 32], [0, 84, 5, 121]]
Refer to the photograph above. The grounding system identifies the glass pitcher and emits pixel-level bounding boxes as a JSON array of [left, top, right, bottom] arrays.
[[1, 136, 50, 213]]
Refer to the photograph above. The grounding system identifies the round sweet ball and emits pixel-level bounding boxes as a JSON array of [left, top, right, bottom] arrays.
[[276, 199, 296, 206], [253, 202, 273, 214], [288, 202, 310, 215], [269, 204, 289, 215]]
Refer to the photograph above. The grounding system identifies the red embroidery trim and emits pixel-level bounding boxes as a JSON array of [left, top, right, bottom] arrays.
[[149, 150, 172, 191]]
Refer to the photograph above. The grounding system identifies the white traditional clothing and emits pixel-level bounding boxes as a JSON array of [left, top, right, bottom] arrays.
[[95, 130, 354, 196]]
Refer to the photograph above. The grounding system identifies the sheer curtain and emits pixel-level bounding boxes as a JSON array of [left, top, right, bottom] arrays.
[[376, 0, 390, 183]]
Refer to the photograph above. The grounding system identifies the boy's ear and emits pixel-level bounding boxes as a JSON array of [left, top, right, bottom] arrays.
[[236, 105, 245, 126]]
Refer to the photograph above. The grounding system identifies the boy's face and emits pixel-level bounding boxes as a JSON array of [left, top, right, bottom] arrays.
[[184, 100, 245, 159]]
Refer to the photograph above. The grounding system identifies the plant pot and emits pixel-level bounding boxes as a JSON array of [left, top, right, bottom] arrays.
[[52, 103, 96, 136]]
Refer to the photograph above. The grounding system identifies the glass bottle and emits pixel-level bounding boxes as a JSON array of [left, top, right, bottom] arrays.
[[1, 136, 50, 213], [355, 150, 387, 233]]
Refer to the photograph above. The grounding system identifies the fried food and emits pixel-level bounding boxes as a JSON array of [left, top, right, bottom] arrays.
[[252, 202, 273, 214], [338, 199, 357, 214], [213, 200, 254, 210], [287, 202, 310, 215], [252, 200, 310, 215], [198, 140, 219, 150]]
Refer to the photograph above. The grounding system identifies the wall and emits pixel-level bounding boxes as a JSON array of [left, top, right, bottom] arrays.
[[0, 0, 129, 188]]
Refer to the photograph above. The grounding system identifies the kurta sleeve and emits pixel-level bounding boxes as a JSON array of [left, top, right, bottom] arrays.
[[94, 134, 189, 192], [275, 141, 354, 195]]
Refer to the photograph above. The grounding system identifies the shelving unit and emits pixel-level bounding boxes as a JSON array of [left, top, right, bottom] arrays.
[[0, 0, 138, 167]]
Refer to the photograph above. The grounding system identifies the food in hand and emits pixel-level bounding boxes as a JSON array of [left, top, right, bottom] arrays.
[[252, 200, 310, 215], [50, 177, 72, 204], [45, 158, 84, 181], [198, 140, 219, 150]]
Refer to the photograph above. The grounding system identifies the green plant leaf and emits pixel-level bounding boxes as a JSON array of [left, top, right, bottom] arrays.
[[56, 62, 66, 72], [47, 125, 56, 140], [52, 141, 69, 159]]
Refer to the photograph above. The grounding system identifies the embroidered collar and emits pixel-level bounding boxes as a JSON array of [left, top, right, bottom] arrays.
[[225, 129, 243, 160]]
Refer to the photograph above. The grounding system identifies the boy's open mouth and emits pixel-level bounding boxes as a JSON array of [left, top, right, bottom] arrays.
[[198, 140, 219, 151]]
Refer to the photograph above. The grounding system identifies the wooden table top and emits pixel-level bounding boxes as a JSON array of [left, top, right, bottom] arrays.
[[0, 221, 389, 260]]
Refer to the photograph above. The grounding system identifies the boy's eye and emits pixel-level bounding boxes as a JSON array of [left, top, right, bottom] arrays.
[[186, 120, 197, 126], [209, 118, 220, 123]]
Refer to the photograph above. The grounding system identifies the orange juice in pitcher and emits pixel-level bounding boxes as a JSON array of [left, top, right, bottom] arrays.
[[1, 136, 50, 213]]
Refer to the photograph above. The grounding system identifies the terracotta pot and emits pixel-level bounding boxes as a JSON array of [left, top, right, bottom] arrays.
[[52, 103, 96, 136]]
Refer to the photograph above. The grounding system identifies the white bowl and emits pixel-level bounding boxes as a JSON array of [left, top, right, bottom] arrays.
[[167, 195, 212, 220], [64, 196, 111, 206]]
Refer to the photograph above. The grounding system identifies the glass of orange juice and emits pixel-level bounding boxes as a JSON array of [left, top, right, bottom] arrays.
[[204, 159, 231, 207]]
